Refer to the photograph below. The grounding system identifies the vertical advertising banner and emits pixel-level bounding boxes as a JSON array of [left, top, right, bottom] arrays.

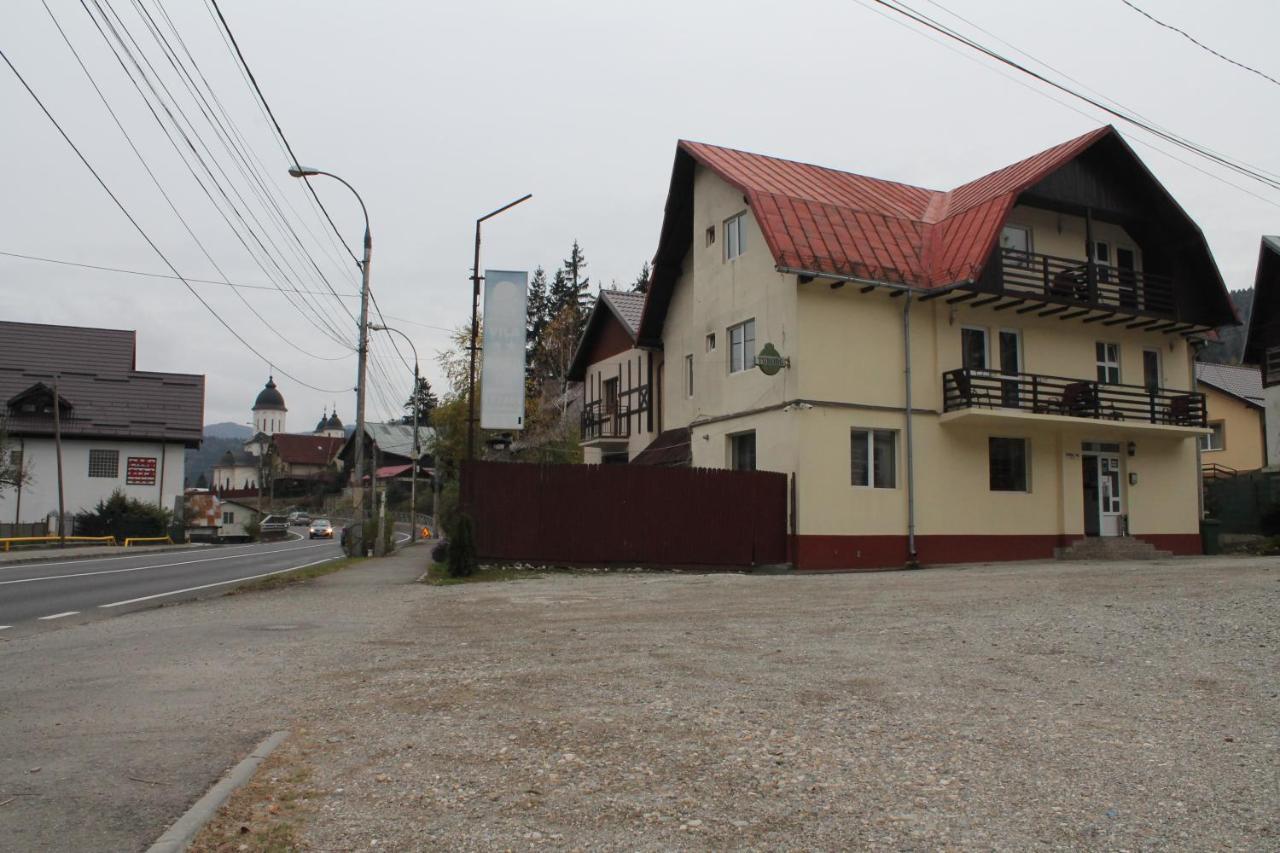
[[480, 269, 528, 430]]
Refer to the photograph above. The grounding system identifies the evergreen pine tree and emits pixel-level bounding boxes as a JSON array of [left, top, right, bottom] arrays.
[[632, 260, 652, 293], [548, 267, 574, 317], [403, 376, 439, 426], [562, 240, 591, 316]]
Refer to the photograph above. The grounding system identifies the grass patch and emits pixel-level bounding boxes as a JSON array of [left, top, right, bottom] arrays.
[[231, 557, 358, 594]]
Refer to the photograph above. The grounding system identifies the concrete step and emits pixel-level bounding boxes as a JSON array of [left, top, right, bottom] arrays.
[[1056, 536, 1172, 561]]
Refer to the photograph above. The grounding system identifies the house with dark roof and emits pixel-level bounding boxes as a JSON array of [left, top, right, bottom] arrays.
[[1239, 236, 1280, 466], [590, 126, 1236, 569], [1194, 363, 1265, 474], [568, 290, 662, 464], [0, 321, 204, 531]]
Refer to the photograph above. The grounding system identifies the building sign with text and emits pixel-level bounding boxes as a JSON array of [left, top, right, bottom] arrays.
[[126, 456, 157, 485]]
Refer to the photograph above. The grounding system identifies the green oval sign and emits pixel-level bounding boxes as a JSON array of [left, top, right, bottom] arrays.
[[755, 342, 788, 376]]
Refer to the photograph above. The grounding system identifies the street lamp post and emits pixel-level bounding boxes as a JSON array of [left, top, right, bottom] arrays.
[[467, 194, 532, 461], [370, 323, 422, 544], [288, 166, 372, 556]]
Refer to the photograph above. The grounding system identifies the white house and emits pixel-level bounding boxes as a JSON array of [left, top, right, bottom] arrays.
[[0, 321, 204, 532]]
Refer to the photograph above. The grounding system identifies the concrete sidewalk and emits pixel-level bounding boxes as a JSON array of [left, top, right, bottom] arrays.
[[0, 542, 430, 853]]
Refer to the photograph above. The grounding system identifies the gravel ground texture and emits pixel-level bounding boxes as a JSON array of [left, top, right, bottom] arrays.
[[203, 557, 1278, 851]]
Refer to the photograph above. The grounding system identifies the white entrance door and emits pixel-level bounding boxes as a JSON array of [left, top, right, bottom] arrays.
[[1098, 454, 1124, 536]]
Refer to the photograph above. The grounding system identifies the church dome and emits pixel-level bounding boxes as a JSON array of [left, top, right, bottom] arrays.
[[326, 412, 344, 430], [252, 376, 287, 412]]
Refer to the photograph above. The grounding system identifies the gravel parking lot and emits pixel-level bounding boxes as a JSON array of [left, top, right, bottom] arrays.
[[202, 557, 1278, 851]]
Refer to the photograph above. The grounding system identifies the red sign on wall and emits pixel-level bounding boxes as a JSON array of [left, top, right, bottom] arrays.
[[126, 456, 158, 486]]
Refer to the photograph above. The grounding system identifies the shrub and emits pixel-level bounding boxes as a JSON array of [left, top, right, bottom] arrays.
[[74, 490, 170, 541], [431, 539, 449, 564], [447, 513, 476, 578]]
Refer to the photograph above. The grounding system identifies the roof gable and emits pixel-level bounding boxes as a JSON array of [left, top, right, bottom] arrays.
[[567, 290, 644, 380], [1244, 237, 1280, 366], [638, 126, 1236, 343]]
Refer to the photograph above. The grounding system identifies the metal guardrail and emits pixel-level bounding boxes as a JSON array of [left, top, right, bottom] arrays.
[[122, 536, 174, 547], [0, 535, 117, 552]]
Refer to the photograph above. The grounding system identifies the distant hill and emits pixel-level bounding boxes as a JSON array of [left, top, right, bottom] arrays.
[[1199, 288, 1253, 366], [204, 421, 253, 439]]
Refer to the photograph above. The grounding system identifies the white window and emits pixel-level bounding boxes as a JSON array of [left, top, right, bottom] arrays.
[[88, 449, 119, 478], [961, 327, 988, 371], [1142, 349, 1161, 394], [728, 319, 756, 374], [1000, 224, 1033, 267], [705, 225, 715, 247], [851, 429, 897, 489], [222, 511, 235, 524], [989, 437, 1029, 492], [1201, 422, 1225, 452], [1096, 342, 1120, 384], [706, 333, 716, 352], [684, 354, 694, 398], [725, 212, 747, 261]]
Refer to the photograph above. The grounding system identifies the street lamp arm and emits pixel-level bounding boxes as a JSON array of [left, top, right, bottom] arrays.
[[477, 193, 532, 226], [369, 324, 419, 371], [289, 167, 370, 256]]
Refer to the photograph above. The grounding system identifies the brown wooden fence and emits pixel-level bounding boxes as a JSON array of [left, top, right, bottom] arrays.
[[461, 461, 788, 567]]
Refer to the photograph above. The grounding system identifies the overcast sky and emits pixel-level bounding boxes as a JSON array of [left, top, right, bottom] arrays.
[[3, 0, 1277, 427]]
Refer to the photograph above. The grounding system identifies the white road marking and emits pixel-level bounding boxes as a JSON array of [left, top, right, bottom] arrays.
[[0, 542, 337, 587], [99, 557, 342, 609], [38, 611, 79, 620], [0, 538, 285, 572]]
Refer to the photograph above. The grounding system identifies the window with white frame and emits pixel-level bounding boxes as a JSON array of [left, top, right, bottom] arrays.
[[222, 511, 235, 524], [961, 327, 988, 371], [706, 333, 716, 352], [1142, 349, 1161, 394], [851, 429, 897, 489], [724, 212, 747, 260], [1200, 422, 1225, 452], [88, 449, 119, 478], [684, 354, 694, 397], [728, 319, 756, 373], [1096, 342, 1120, 384], [1000, 223, 1033, 268]]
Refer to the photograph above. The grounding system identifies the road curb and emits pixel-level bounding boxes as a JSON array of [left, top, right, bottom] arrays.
[[0, 544, 214, 567], [145, 730, 289, 853]]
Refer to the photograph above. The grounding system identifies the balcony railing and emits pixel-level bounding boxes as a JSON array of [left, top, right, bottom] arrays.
[[943, 368, 1206, 428], [581, 401, 631, 442], [996, 248, 1176, 318]]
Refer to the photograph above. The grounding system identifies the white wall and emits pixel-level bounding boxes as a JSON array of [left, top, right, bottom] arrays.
[[0, 437, 187, 526]]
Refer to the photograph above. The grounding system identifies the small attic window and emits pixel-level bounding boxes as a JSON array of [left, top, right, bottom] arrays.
[[705, 225, 715, 247]]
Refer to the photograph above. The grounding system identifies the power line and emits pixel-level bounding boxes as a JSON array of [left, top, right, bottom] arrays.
[[866, 0, 1280, 193], [40, 0, 349, 364], [80, 0, 356, 350], [0, 250, 461, 334], [852, 0, 1280, 210], [84, 0, 357, 351], [206, 0, 363, 269], [0, 45, 349, 395], [1120, 0, 1280, 88]]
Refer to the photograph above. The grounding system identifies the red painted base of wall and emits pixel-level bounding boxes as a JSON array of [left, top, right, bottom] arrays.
[[794, 532, 1202, 571]]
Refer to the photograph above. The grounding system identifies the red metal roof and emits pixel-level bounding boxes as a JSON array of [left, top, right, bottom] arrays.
[[272, 434, 345, 466], [679, 126, 1112, 288]]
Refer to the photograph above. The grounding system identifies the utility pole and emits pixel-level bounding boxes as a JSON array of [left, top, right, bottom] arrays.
[[288, 167, 372, 557], [52, 375, 65, 547], [468, 194, 533, 461]]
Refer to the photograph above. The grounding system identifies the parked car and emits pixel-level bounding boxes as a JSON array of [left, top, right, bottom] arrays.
[[260, 515, 290, 539], [288, 512, 312, 526], [309, 518, 334, 539]]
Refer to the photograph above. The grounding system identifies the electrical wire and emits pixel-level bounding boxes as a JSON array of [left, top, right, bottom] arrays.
[[84, 0, 356, 351], [40, 0, 350, 364], [1120, 0, 1280, 89], [866, 0, 1280, 193], [0, 45, 349, 394], [850, 0, 1280, 210]]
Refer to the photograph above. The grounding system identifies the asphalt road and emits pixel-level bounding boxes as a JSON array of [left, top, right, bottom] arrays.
[[0, 532, 344, 633]]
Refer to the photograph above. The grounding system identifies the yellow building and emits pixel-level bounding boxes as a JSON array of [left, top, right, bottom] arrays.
[[574, 126, 1237, 569], [1194, 363, 1266, 474]]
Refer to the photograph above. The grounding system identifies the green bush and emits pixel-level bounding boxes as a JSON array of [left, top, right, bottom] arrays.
[[74, 490, 170, 541], [447, 513, 476, 578]]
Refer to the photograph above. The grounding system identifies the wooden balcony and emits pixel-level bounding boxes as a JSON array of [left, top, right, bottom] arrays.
[[581, 385, 649, 444], [994, 248, 1176, 319], [942, 368, 1207, 432]]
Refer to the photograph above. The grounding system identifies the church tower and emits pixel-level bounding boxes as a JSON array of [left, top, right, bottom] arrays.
[[252, 376, 287, 436]]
